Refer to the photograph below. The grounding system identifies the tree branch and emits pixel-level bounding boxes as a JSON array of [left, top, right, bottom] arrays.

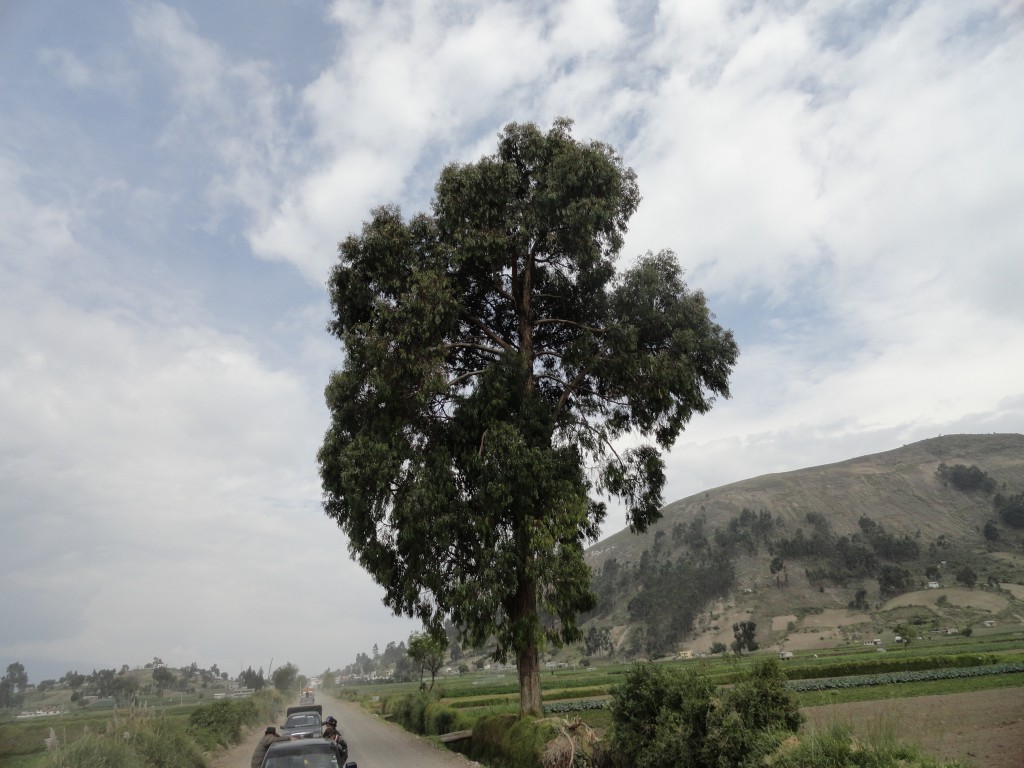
[[462, 312, 515, 353]]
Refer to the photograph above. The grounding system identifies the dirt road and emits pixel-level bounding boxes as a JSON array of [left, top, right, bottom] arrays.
[[210, 701, 480, 768]]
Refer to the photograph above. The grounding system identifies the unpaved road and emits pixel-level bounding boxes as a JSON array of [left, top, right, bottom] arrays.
[[210, 700, 479, 768]]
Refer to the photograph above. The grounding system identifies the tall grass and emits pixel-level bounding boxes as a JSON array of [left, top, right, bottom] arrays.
[[35, 689, 284, 768], [766, 724, 972, 767]]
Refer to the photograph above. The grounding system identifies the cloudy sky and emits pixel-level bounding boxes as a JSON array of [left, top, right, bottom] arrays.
[[2, 0, 1022, 683]]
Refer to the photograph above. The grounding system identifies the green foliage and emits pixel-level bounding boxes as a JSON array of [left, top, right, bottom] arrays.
[[954, 565, 977, 587], [40, 716, 205, 768], [1, 662, 28, 709], [766, 723, 971, 767], [994, 492, 1024, 528], [785, 661, 1024, 691], [187, 697, 257, 749], [270, 663, 300, 694], [878, 565, 914, 598], [42, 735, 147, 768], [628, 554, 735, 655], [466, 714, 559, 768], [408, 631, 447, 690], [936, 463, 996, 493], [607, 659, 801, 768], [319, 118, 737, 714], [731, 621, 759, 654]]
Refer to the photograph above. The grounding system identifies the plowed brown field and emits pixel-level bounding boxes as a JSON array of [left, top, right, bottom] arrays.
[[801, 687, 1023, 767]]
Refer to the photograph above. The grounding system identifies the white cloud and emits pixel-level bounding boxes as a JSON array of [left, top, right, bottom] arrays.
[[4, 0, 1023, 677], [37, 47, 93, 89]]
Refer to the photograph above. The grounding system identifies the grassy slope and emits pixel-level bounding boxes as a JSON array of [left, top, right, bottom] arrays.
[[583, 433, 1024, 656]]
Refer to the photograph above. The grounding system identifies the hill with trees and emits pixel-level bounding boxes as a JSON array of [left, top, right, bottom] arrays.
[[580, 433, 1024, 658]]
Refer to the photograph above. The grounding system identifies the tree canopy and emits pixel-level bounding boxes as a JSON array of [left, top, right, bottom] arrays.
[[318, 118, 738, 715]]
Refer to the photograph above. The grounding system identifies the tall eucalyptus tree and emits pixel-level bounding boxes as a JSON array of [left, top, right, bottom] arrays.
[[319, 119, 738, 715]]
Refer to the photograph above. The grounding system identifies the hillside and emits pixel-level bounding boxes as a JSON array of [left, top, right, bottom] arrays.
[[580, 433, 1024, 657]]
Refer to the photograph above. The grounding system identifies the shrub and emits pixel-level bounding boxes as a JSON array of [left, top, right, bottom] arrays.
[[607, 659, 801, 768], [765, 723, 971, 767], [41, 716, 205, 768], [42, 735, 147, 768], [467, 714, 558, 768], [187, 698, 257, 749], [424, 700, 470, 735]]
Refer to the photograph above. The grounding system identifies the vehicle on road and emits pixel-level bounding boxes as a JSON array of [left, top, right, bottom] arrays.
[[279, 704, 323, 739], [261, 737, 353, 768]]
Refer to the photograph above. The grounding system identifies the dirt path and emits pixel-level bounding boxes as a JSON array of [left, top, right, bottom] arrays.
[[802, 687, 1024, 768], [209, 702, 480, 768]]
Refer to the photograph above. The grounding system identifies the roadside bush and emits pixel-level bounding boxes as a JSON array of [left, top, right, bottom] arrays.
[[607, 659, 802, 768], [467, 714, 559, 768], [41, 716, 205, 768], [130, 717, 205, 768], [766, 723, 971, 767], [384, 692, 431, 734], [42, 734, 147, 768], [424, 700, 470, 735], [187, 698, 256, 749]]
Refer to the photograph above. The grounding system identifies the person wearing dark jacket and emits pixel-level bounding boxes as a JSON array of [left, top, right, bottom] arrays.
[[250, 727, 288, 768], [322, 716, 348, 759]]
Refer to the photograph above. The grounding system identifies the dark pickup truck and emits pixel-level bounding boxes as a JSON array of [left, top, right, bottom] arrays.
[[279, 704, 322, 739]]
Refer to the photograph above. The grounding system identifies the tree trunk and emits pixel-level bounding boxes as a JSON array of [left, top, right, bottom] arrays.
[[514, 574, 543, 717], [517, 631, 543, 717]]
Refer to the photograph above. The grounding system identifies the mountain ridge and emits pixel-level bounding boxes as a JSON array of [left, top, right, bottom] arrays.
[[580, 433, 1024, 657]]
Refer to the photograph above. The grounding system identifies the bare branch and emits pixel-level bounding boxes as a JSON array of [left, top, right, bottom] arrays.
[[534, 317, 606, 333], [448, 369, 486, 388], [444, 341, 505, 356], [462, 311, 516, 353]]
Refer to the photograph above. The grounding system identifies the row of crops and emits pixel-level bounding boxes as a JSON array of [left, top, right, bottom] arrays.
[[538, 661, 1024, 713]]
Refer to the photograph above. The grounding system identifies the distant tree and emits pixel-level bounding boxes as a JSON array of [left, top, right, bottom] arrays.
[[936, 463, 996, 493], [849, 588, 869, 610], [584, 625, 613, 656], [458, 663, 470, 676], [3, 662, 28, 701], [878, 566, 914, 598], [955, 565, 977, 588], [994, 493, 1024, 529], [318, 119, 738, 715], [152, 665, 175, 692], [393, 655, 417, 682], [271, 662, 300, 694], [210, 663, 220, 678], [408, 631, 447, 690], [892, 623, 913, 648], [237, 666, 265, 691], [63, 671, 85, 690], [769, 556, 785, 588], [983, 520, 1000, 542], [731, 621, 758, 654], [710, 641, 728, 655]]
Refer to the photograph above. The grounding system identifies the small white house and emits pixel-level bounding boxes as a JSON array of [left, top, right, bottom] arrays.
[[779, 651, 793, 660], [926, 581, 940, 589]]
